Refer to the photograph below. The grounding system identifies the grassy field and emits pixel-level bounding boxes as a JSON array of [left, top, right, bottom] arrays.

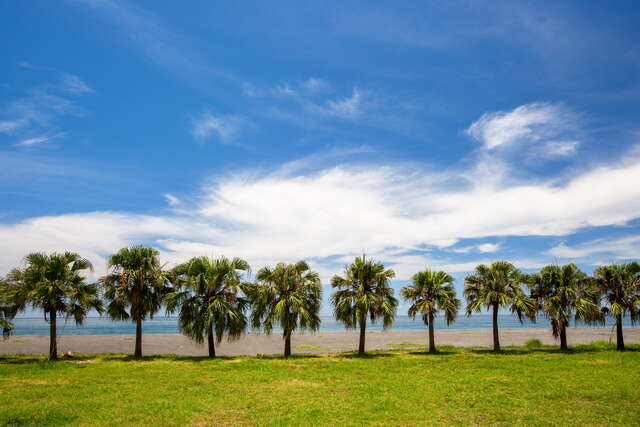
[[1, 342, 639, 426]]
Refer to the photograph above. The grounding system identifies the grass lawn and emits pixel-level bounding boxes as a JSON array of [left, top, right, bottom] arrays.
[[1, 342, 639, 426]]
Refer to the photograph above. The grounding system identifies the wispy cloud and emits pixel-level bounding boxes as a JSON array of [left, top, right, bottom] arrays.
[[59, 73, 94, 94], [547, 236, 640, 260], [14, 132, 66, 147], [0, 71, 91, 149], [72, 0, 239, 89], [467, 103, 577, 151], [325, 89, 362, 119], [163, 193, 181, 206], [189, 110, 244, 144]]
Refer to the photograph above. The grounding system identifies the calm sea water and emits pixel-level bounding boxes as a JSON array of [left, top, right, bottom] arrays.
[[7, 314, 635, 336]]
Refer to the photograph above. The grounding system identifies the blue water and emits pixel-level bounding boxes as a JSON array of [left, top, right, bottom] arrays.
[[6, 314, 636, 336]]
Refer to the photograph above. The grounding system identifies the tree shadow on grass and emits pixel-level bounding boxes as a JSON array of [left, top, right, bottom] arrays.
[[0, 354, 98, 365], [407, 350, 457, 356]]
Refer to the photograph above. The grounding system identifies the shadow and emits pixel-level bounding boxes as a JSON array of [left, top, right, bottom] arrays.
[[338, 351, 395, 359], [255, 353, 323, 360], [0, 354, 99, 365], [407, 350, 457, 356]]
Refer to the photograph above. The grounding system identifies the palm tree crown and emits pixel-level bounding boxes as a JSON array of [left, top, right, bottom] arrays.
[[100, 246, 170, 358], [593, 262, 640, 351], [166, 256, 250, 358], [528, 263, 601, 350], [401, 269, 460, 353], [331, 255, 397, 354], [249, 261, 322, 357], [464, 261, 535, 352], [3, 252, 102, 359]]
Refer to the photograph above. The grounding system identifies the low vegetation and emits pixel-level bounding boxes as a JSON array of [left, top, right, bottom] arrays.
[[1, 343, 638, 426]]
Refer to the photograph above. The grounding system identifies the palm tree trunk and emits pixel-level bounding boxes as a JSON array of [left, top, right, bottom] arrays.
[[49, 309, 57, 360], [492, 302, 501, 352], [559, 322, 568, 351], [616, 313, 625, 351], [428, 311, 436, 354], [358, 315, 367, 355], [284, 329, 292, 357], [134, 317, 143, 359], [207, 325, 216, 358]]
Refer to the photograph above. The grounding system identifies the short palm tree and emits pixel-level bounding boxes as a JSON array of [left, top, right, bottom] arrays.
[[2, 252, 102, 360], [401, 269, 460, 354], [464, 261, 536, 352], [331, 255, 398, 355], [165, 256, 250, 358], [100, 246, 170, 359], [248, 261, 322, 357], [593, 262, 640, 351], [528, 264, 602, 351], [0, 279, 18, 337]]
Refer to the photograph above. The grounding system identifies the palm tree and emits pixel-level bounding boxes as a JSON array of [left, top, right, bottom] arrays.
[[593, 262, 640, 351], [100, 246, 170, 359], [464, 261, 536, 352], [401, 269, 460, 354], [0, 279, 18, 337], [248, 261, 322, 357], [2, 252, 102, 360], [528, 264, 602, 351], [165, 256, 250, 358], [331, 255, 398, 355]]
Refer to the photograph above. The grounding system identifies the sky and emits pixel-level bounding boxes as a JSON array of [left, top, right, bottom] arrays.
[[1, 1, 640, 314]]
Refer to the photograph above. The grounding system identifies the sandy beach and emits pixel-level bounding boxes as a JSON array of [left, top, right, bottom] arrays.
[[1, 328, 638, 357]]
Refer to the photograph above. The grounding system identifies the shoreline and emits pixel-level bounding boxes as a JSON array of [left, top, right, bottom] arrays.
[[1, 328, 638, 356]]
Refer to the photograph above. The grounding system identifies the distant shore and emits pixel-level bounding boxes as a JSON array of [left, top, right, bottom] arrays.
[[2, 328, 638, 356]]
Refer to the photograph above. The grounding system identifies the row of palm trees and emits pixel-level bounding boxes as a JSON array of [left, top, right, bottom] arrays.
[[1, 247, 639, 360]]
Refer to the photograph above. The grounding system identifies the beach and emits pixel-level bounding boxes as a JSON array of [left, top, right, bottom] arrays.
[[1, 328, 638, 357]]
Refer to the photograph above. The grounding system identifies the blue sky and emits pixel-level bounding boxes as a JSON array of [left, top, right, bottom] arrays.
[[2, 1, 640, 313]]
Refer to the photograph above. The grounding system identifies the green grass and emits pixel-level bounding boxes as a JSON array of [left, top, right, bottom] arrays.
[[387, 341, 428, 349], [1, 343, 639, 426], [292, 344, 326, 350]]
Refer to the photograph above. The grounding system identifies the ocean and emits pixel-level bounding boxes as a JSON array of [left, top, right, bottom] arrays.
[[6, 314, 635, 336]]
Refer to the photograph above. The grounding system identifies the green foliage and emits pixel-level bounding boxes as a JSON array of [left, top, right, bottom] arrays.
[[330, 255, 398, 330], [248, 261, 322, 338], [1, 347, 639, 425], [401, 269, 460, 325], [594, 262, 640, 322], [527, 264, 602, 346], [464, 261, 536, 320], [165, 256, 250, 346], [524, 338, 543, 348], [0, 252, 102, 351], [100, 246, 170, 322]]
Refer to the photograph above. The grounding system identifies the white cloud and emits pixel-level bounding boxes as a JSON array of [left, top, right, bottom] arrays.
[[326, 89, 362, 119], [540, 140, 579, 157], [14, 132, 66, 147], [547, 236, 640, 260], [303, 77, 329, 92], [467, 102, 576, 150], [3, 148, 640, 280], [189, 110, 242, 144], [59, 73, 94, 94], [452, 243, 500, 254], [163, 193, 181, 206], [0, 120, 26, 133]]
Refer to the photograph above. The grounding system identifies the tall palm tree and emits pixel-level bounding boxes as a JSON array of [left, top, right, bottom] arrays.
[[528, 264, 602, 351], [2, 252, 102, 360], [401, 269, 460, 354], [100, 246, 170, 359], [165, 256, 250, 358], [331, 255, 398, 355], [464, 261, 536, 352], [593, 262, 640, 351], [248, 261, 322, 357]]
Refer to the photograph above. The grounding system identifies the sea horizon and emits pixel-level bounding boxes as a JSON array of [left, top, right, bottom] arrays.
[[6, 314, 637, 336]]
